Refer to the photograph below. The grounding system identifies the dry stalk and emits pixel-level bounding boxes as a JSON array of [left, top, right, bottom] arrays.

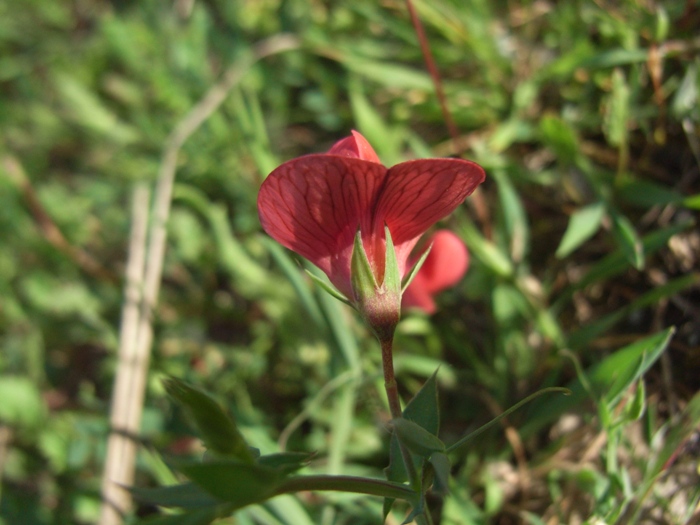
[[98, 33, 301, 525]]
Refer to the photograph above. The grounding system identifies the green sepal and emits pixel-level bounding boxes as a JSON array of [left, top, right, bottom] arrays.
[[383, 225, 401, 293], [305, 270, 353, 307], [350, 228, 378, 301], [401, 244, 432, 293], [163, 377, 254, 463]]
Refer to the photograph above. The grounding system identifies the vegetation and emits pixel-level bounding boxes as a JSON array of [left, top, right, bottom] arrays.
[[1, 0, 698, 524]]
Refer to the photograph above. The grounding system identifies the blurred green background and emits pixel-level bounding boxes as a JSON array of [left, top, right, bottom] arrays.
[[1, 0, 699, 523]]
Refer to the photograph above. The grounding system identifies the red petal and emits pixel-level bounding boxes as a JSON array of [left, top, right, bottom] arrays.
[[375, 159, 485, 245], [414, 231, 469, 293], [402, 231, 469, 314], [257, 155, 387, 296], [328, 130, 382, 164], [401, 272, 436, 314]]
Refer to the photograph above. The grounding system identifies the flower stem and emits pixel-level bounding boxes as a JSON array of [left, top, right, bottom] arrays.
[[380, 337, 421, 493], [381, 337, 403, 421]]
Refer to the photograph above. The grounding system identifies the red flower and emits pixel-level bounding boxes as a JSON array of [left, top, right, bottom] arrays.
[[257, 131, 484, 330], [402, 230, 469, 314]]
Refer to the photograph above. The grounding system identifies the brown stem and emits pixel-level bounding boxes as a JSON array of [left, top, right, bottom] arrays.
[[404, 0, 492, 240], [380, 336, 422, 499]]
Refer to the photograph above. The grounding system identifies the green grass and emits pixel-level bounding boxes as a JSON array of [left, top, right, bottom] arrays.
[[1, 1, 699, 524]]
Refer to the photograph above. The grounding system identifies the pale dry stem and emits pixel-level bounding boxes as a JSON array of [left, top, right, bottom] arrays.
[[98, 33, 301, 525]]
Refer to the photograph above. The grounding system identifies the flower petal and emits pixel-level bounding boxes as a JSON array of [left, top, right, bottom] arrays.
[[257, 155, 387, 296], [414, 231, 469, 293], [402, 231, 469, 314], [375, 159, 485, 245], [328, 130, 382, 164], [401, 272, 437, 314]]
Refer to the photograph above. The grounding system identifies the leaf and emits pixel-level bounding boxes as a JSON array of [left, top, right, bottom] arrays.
[[130, 483, 220, 509], [343, 58, 433, 90], [54, 73, 139, 144], [136, 506, 227, 525], [177, 460, 283, 509], [617, 179, 686, 208], [428, 452, 451, 495], [257, 452, 314, 474], [0, 376, 47, 429], [625, 380, 646, 421], [521, 328, 674, 438], [567, 273, 698, 349], [603, 69, 630, 148], [539, 114, 579, 164], [393, 418, 445, 458], [385, 370, 440, 496], [611, 210, 644, 270], [555, 202, 605, 258], [163, 378, 254, 463], [403, 369, 440, 436], [492, 170, 529, 262], [553, 221, 692, 309]]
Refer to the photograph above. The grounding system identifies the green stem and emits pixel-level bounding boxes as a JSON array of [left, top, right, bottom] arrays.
[[381, 336, 428, 524], [272, 474, 418, 504], [381, 337, 403, 421], [445, 387, 571, 454]]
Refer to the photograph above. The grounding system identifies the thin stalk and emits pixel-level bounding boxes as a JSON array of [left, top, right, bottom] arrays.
[[273, 475, 418, 504], [404, 0, 492, 239], [381, 336, 429, 524]]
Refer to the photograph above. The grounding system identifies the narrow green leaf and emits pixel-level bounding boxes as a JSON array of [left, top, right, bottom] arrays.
[[261, 238, 326, 327], [403, 369, 440, 435], [460, 220, 513, 278], [446, 387, 570, 454], [539, 114, 579, 164], [130, 483, 219, 509], [428, 452, 451, 495], [555, 202, 605, 258], [257, 452, 314, 474], [520, 328, 674, 438], [178, 460, 283, 509], [611, 210, 644, 269], [136, 506, 228, 525], [568, 273, 698, 349], [603, 69, 630, 148], [492, 170, 529, 262], [385, 370, 441, 484], [617, 179, 686, 208], [393, 418, 445, 458], [553, 221, 692, 310], [626, 380, 646, 421], [163, 378, 254, 463]]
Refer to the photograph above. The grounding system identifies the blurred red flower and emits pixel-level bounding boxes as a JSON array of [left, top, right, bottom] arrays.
[[257, 130, 484, 306], [402, 230, 469, 314]]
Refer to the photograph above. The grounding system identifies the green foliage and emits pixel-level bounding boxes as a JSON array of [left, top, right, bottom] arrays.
[[1, 0, 697, 523]]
